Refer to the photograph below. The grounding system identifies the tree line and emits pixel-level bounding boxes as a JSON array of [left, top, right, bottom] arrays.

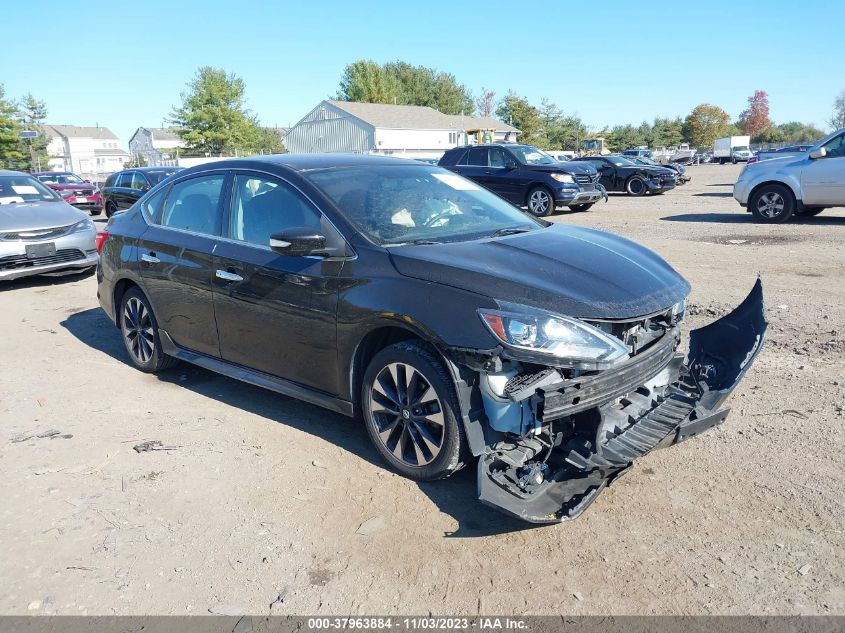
[[2, 63, 844, 171]]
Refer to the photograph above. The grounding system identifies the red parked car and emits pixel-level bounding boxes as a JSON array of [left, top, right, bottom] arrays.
[[33, 171, 103, 215]]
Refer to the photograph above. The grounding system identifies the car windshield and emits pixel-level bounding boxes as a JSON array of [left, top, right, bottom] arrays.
[[37, 173, 85, 184], [735, 146, 749, 152], [306, 165, 542, 246], [506, 145, 558, 165], [608, 156, 635, 166], [145, 170, 181, 184], [0, 175, 60, 204]]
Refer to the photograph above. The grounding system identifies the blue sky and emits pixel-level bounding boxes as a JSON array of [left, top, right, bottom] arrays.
[[3, 0, 842, 146]]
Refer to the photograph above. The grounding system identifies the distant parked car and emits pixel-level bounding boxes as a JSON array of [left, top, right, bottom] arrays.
[[571, 155, 676, 196], [438, 144, 606, 216], [749, 144, 818, 165], [734, 128, 845, 223], [102, 167, 183, 217], [622, 148, 653, 160], [622, 155, 691, 185], [545, 151, 573, 162], [33, 171, 102, 215], [0, 170, 98, 281]]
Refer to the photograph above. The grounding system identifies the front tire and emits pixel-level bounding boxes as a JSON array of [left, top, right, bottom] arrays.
[[527, 186, 555, 217], [750, 184, 795, 223], [105, 201, 117, 218], [568, 203, 594, 212], [625, 176, 647, 196], [361, 341, 465, 481], [119, 287, 179, 373]]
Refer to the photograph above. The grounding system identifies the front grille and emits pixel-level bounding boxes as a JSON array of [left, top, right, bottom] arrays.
[[0, 225, 74, 241], [0, 249, 86, 271], [573, 173, 595, 185], [72, 189, 93, 196]]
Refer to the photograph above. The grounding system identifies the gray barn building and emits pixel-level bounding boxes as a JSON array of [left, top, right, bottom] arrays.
[[284, 100, 519, 159]]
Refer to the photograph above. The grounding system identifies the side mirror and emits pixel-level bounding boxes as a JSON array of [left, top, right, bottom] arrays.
[[504, 160, 517, 170], [84, 179, 91, 183], [270, 227, 327, 257], [809, 148, 826, 160]]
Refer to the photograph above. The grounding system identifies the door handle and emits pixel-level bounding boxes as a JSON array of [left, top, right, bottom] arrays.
[[215, 269, 243, 282], [141, 252, 160, 264]]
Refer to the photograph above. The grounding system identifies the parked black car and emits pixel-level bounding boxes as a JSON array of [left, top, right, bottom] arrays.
[[97, 154, 766, 523], [102, 167, 183, 217], [623, 155, 691, 185], [438, 144, 607, 216], [571, 155, 677, 196]]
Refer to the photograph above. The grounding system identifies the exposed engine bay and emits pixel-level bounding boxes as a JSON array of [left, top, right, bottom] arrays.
[[453, 279, 767, 523]]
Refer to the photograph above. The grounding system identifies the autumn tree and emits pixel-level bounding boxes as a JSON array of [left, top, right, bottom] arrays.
[[740, 90, 771, 137], [475, 87, 496, 117], [831, 90, 845, 130], [683, 104, 731, 148]]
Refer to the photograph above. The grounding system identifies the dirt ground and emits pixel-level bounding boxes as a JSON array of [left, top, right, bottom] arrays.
[[2, 164, 844, 616]]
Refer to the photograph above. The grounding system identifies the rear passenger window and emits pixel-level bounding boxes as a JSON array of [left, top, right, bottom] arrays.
[[130, 172, 149, 190], [142, 187, 169, 224], [115, 172, 133, 188], [159, 175, 225, 235], [465, 147, 488, 166]]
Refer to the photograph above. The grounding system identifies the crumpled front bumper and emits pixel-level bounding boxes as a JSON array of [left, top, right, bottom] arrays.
[[478, 279, 767, 523]]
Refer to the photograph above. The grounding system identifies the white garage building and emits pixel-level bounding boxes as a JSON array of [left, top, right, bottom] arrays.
[[284, 100, 519, 160]]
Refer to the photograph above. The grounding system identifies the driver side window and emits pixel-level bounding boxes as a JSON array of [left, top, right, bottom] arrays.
[[230, 175, 322, 247], [821, 134, 845, 158]]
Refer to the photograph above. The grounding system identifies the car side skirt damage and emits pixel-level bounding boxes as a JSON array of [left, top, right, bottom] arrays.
[[464, 279, 767, 523]]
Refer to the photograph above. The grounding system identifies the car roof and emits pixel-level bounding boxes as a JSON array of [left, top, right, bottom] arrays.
[[174, 153, 432, 174], [0, 169, 32, 176]]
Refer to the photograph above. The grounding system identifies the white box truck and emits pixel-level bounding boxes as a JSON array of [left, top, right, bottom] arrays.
[[713, 136, 752, 164]]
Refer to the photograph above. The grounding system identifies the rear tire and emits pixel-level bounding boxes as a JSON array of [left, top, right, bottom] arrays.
[[119, 287, 179, 373], [750, 184, 795, 223], [568, 203, 594, 212], [361, 341, 466, 481], [625, 176, 647, 196], [527, 186, 555, 217]]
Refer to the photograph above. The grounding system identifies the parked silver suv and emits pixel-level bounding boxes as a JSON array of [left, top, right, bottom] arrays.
[[734, 129, 845, 223]]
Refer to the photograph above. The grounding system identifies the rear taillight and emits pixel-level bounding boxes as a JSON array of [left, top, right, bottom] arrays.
[[95, 230, 109, 252]]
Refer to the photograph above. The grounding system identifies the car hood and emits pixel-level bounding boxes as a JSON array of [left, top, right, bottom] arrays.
[[0, 200, 88, 231], [524, 162, 597, 176], [46, 182, 95, 191], [389, 224, 690, 320]]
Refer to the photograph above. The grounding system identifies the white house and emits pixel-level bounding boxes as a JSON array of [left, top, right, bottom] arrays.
[[128, 127, 187, 166], [283, 100, 519, 159], [45, 125, 129, 180]]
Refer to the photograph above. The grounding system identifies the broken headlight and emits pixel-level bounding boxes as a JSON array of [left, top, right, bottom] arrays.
[[479, 305, 630, 370]]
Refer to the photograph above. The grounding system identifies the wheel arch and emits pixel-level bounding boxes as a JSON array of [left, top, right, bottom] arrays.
[[349, 324, 430, 417], [111, 277, 142, 326], [747, 179, 800, 208]]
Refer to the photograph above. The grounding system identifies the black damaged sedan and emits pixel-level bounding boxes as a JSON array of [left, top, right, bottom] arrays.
[[571, 155, 678, 196], [97, 154, 766, 523]]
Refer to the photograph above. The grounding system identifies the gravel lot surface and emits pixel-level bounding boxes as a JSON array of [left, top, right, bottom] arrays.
[[1, 164, 843, 616]]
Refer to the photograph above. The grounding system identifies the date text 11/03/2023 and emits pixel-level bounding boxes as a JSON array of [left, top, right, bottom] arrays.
[[306, 617, 528, 630]]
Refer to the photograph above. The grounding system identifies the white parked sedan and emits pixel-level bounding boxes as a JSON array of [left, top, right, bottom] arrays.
[[0, 170, 99, 281]]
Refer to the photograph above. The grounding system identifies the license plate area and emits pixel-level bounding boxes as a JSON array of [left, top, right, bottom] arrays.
[[25, 242, 56, 259], [75, 197, 88, 203]]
